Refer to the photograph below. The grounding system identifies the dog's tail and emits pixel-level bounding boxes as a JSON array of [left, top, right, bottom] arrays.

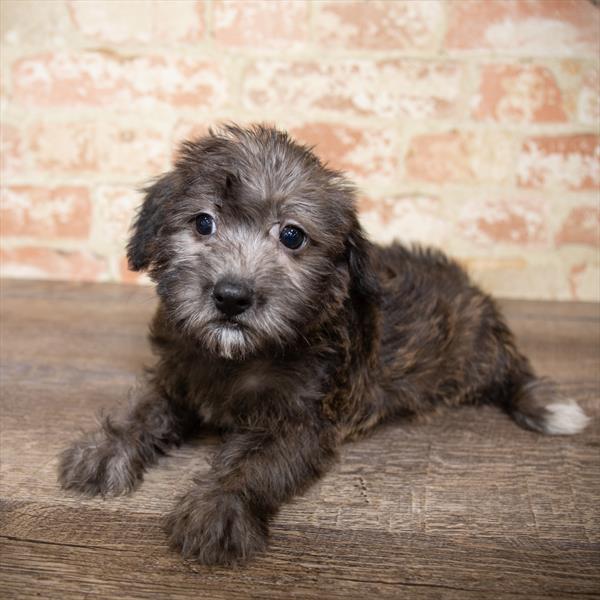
[[508, 376, 590, 435]]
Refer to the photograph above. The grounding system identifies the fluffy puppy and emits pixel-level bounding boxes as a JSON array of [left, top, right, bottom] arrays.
[[58, 124, 589, 565]]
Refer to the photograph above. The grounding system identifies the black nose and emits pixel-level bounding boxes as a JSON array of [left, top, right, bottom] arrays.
[[213, 279, 253, 317]]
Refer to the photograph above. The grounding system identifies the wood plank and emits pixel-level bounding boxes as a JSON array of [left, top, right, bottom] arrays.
[[1, 278, 599, 599]]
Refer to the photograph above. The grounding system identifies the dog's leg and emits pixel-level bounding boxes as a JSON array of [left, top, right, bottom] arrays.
[[58, 385, 198, 496], [165, 424, 338, 564]]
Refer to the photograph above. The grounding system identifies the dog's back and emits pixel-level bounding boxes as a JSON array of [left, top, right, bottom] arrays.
[[372, 242, 589, 435]]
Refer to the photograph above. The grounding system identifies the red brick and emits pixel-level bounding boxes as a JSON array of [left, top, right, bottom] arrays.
[[568, 262, 599, 300], [358, 194, 451, 245], [289, 122, 397, 180], [405, 130, 512, 183], [394, 62, 463, 119], [0, 56, 10, 112], [462, 256, 572, 300], [578, 65, 599, 125], [474, 65, 566, 123], [243, 60, 463, 119], [28, 120, 169, 176], [213, 1, 308, 48], [0, 186, 91, 239], [0, 247, 107, 281], [13, 52, 227, 109], [518, 135, 599, 190], [93, 186, 141, 246], [315, 0, 443, 51], [458, 195, 548, 246], [1, 0, 72, 45], [0, 124, 25, 175], [244, 60, 391, 117], [556, 205, 600, 247], [446, 0, 599, 56], [67, 1, 204, 43], [460, 256, 528, 273]]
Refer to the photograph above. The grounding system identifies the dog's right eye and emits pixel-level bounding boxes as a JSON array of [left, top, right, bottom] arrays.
[[279, 225, 306, 250], [195, 213, 216, 236]]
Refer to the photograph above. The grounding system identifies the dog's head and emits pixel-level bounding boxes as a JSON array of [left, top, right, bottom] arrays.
[[127, 124, 378, 359]]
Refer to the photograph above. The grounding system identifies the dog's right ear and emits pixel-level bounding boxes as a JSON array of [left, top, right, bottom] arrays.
[[127, 173, 176, 272], [346, 218, 381, 301]]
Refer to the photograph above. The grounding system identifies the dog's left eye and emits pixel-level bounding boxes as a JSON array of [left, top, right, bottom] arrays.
[[195, 213, 216, 236], [279, 225, 306, 250]]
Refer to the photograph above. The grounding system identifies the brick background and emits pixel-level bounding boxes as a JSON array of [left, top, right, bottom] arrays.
[[0, 0, 598, 300]]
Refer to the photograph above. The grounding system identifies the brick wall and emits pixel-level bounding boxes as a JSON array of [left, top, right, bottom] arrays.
[[1, 0, 598, 300]]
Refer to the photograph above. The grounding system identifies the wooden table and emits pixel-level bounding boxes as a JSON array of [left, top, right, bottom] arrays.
[[1, 279, 599, 599]]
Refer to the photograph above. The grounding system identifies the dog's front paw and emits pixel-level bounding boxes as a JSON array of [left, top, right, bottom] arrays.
[[165, 490, 268, 565], [58, 429, 143, 497]]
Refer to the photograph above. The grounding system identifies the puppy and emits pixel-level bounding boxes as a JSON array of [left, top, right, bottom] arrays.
[[59, 124, 589, 565]]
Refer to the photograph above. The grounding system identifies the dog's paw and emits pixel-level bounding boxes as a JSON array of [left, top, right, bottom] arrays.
[[165, 490, 268, 565], [58, 430, 143, 497]]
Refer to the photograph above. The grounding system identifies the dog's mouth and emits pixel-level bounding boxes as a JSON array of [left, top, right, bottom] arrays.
[[214, 317, 247, 330], [210, 317, 255, 341]]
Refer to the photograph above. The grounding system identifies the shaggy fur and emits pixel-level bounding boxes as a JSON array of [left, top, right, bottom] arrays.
[[58, 124, 589, 564]]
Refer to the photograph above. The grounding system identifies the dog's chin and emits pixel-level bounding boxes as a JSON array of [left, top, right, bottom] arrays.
[[202, 321, 255, 361]]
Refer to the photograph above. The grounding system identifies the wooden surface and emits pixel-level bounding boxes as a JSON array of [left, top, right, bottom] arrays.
[[1, 278, 599, 599]]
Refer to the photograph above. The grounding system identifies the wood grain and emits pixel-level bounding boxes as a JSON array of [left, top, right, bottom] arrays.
[[1, 279, 599, 599]]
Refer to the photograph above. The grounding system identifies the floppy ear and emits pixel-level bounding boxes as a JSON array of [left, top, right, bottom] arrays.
[[127, 174, 176, 272], [346, 218, 380, 301]]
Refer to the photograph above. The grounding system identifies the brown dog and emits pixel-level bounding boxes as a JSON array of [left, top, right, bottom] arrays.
[[58, 124, 589, 565]]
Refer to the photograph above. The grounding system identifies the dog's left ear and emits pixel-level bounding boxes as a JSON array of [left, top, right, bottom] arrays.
[[127, 173, 177, 272], [346, 218, 380, 301]]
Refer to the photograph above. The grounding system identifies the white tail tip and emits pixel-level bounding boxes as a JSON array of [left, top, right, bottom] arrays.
[[542, 402, 590, 435]]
